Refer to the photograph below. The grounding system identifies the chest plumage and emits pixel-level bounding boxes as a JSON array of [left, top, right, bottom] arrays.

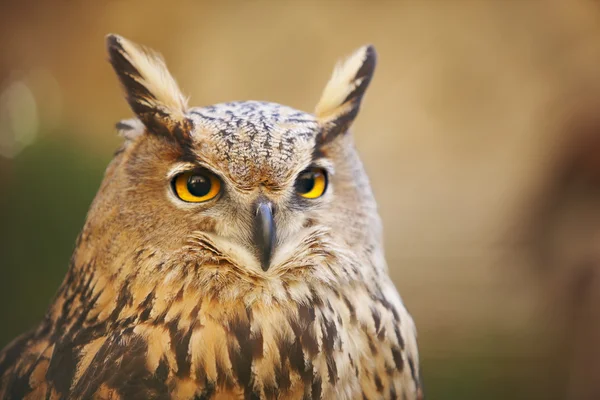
[[0, 35, 422, 400]]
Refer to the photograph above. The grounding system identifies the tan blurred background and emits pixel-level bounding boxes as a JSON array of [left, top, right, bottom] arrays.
[[3, 1, 600, 398]]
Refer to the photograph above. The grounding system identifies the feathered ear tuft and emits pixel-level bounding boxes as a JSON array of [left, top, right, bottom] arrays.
[[106, 34, 190, 140], [314, 45, 376, 144]]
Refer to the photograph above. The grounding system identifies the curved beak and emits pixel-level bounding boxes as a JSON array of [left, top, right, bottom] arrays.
[[254, 201, 276, 271]]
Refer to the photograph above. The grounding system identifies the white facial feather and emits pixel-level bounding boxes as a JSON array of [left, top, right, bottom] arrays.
[[115, 118, 145, 141]]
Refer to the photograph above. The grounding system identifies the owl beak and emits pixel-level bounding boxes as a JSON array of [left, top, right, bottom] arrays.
[[254, 201, 276, 271]]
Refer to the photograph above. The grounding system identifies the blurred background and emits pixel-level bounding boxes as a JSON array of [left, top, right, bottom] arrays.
[[2, 1, 600, 398]]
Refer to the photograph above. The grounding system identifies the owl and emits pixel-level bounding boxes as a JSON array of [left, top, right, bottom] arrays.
[[0, 35, 422, 400]]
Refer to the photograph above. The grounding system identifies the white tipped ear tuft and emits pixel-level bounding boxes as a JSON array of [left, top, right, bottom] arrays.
[[314, 45, 376, 143], [106, 34, 190, 139], [315, 45, 376, 118]]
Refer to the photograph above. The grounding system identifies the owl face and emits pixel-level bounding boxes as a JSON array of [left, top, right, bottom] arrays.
[[177, 102, 328, 270], [92, 35, 378, 286]]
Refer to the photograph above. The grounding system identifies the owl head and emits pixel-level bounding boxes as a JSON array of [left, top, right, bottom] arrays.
[[79, 35, 382, 298]]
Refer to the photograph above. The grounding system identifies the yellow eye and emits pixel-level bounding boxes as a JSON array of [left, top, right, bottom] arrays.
[[173, 170, 221, 203], [295, 168, 328, 199]]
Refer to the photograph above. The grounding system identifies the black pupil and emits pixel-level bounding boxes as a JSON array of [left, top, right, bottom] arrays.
[[296, 172, 316, 193], [187, 174, 212, 197]]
